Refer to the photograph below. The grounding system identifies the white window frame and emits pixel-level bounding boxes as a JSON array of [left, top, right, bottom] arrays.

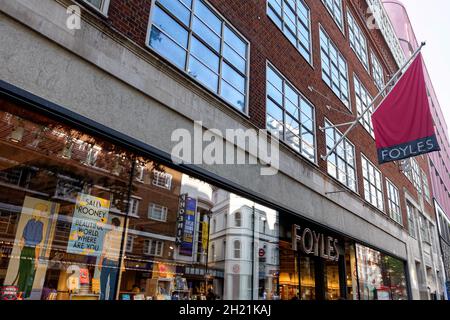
[[146, 0, 251, 114], [266, 62, 316, 162], [152, 170, 172, 190], [321, 0, 344, 31], [148, 203, 168, 222], [386, 179, 402, 225], [128, 197, 140, 217], [266, 0, 313, 65], [347, 9, 369, 70], [419, 215, 431, 244], [354, 74, 374, 138], [144, 239, 164, 257], [361, 154, 384, 211], [325, 119, 357, 192], [81, 0, 111, 16], [319, 25, 350, 109]]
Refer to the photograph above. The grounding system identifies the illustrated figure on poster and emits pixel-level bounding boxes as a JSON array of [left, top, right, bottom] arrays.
[[15, 203, 47, 299], [98, 217, 122, 300]]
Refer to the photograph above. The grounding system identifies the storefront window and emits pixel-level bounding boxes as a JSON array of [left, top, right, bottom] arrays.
[[355, 244, 408, 300], [0, 98, 408, 301]]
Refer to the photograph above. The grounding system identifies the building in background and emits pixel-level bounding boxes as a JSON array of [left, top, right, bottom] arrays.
[[0, 0, 445, 300], [384, 0, 450, 299]]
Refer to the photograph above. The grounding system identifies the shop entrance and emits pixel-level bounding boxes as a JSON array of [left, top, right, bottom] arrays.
[[278, 240, 343, 300]]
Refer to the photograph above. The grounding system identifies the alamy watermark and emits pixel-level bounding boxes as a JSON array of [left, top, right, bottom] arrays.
[[171, 121, 279, 176], [66, 5, 81, 30]]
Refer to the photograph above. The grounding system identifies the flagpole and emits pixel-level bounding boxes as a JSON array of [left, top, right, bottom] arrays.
[[320, 42, 426, 161]]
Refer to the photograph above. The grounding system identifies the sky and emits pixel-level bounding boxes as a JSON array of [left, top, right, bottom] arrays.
[[400, 0, 450, 131]]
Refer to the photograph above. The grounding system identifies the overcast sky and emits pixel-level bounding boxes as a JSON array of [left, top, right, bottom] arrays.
[[400, 0, 450, 132]]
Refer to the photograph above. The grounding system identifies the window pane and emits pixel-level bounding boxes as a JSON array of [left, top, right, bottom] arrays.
[[158, 0, 191, 26], [150, 27, 187, 69]]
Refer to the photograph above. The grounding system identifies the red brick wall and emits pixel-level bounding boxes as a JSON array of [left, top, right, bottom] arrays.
[[82, 0, 434, 227]]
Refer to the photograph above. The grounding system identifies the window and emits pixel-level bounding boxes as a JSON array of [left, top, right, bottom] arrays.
[[422, 169, 431, 201], [148, 203, 168, 222], [361, 155, 384, 211], [266, 64, 316, 161], [419, 215, 431, 243], [320, 27, 350, 108], [347, 10, 369, 70], [128, 198, 140, 216], [82, 0, 110, 15], [321, 0, 344, 30], [224, 213, 228, 229], [267, 0, 312, 63], [386, 180, 402, 225], [407, 202, 417, 238], [223, 240, 227, 259], [126, 235, 134, 253], [354, 75, 374, 137], [325, 120, 357, 191], [152, 170, 172, 189], [143, 239, 164, 256], [234, 240, 241, 259], [148, 0, 249, 112], [210, 243, 215, 262], [135, 163, 146, 182], [235, 211, 242, 227], [371, 52, 385, 91], [411, 158, 423, 194]]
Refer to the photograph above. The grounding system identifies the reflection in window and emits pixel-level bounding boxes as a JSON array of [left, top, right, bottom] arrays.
[[267, 0, 312, 63], [325, 120, 357, 192], [148, 0, 249, 112], [321, 0, 343, 29], [361, 155, 384, 211], [347, 10, 369, 69], [320, 27, 350, 108], [266, 64, 316, 162], [0, 98, 284, 301]]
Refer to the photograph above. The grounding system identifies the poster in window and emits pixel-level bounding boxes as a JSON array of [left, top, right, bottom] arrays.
[[3, 196, 59, 300], [67, 193, 110, 257]]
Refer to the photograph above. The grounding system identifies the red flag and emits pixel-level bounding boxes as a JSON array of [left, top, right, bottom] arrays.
[[372, 53, 440, 164]]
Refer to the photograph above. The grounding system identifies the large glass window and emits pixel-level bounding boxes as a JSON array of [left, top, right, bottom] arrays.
[[266, 64, 316, 162], [361, 155, 384, 211], [148, 0, 249, 112], [356, 244, 408, 300], [347, 10, 369, 70], [354, 75, 374, 137], [325, 120, 357, 192], [386, 179, 402, 225], [320, 27, 350, 108], [321, 0, 343, 30], [267, 0, 312, 63]]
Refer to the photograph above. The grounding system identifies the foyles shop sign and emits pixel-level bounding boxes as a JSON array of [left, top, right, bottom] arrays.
[[291, 225, 340, 262]]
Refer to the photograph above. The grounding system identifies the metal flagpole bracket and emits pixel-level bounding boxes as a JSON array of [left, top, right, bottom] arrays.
[[320, 42, 426, 162]]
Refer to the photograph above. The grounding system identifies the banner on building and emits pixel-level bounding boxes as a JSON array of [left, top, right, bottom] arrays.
[[179, 197, 197, 256], [67, 193, 110, 257], [372, 53, 440, 164]]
